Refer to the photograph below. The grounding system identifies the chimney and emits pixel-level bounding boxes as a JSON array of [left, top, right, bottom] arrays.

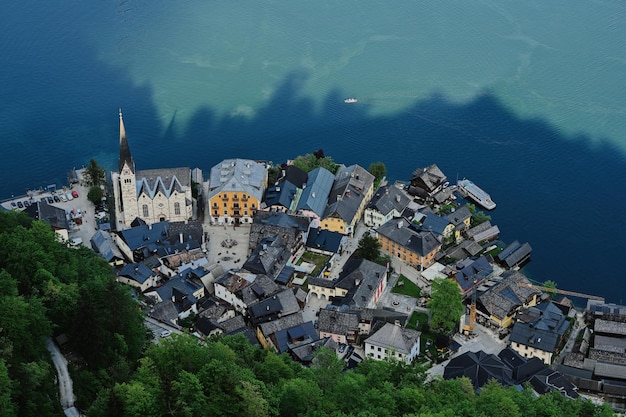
[[179, 233, 184, 244]]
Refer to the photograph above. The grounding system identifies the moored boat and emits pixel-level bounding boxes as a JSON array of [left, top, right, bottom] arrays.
[[344, 98, 358, 104], [457, 178, 496, 210]]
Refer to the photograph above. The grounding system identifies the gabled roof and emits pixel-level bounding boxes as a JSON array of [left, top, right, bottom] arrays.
[[496, 240, 532, 267], [243, 236, 291, 280], [208, 159, 267, 201], [135, 167, 190, 199], [447, 205, 472, 226], [367, 184, 410, 216], [323, 165, 374, 224], [410, 164, 446, 193], [365, 322, 420, 355], [118, 262, 155, 285], [318, 309, 359, 336], [295, 167, 335, 217], [509, 303, 567, 354], [264, 180, 299, 209], [91, 230, 124, 262], [24, 201, 69, 230], [453, 256, 493, 292], [274, 322, 319, 353], [420, 213, 452, 236], [477, 270, 540, 321], [151, 273, 203, 313], [377, 218, 441, 257], [119, 221, 170, 251], [305, 228, 344, 253]]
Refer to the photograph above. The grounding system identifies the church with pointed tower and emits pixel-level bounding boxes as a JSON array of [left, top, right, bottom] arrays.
[[111, 109, 193, 228]]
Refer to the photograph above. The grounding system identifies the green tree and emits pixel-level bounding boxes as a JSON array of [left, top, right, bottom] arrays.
[[355, 235, 381, 262], [83, 158, 106, 187], [368, 162, 387, 188], [466, 203, 491, 226], [87, 185, 104, 206], [543, 280, 558, 298], [428, 278, 464, 332]]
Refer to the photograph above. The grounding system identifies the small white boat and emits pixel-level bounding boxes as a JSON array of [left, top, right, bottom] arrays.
[[344, 98, 358, 104]]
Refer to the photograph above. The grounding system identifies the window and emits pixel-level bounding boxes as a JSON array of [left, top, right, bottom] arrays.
[[224, 210, 228, 215], [244, 210, 248, 216], [214, 210, 218, 215], [174, 202, 180, 215], [377, 347, 381, 352], [142, 205, 149, 217], [244, 203, 247, 208]]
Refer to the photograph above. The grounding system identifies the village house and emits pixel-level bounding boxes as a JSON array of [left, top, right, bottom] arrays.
[[415, 208, 455, 242], [477, 270, 541, 328], [363, 183, 411, 228], [213, 270, 280, 314], [451, 256, 493, 298], [446, 204, 472, 242], [321, 164, 375, 236], [364, 322, 421, 364], [307, 259, 387, 310], [247, 288, 301, 326], [317, 308, 360, 345], [496, 240, 532, 268], [559, 301, 626, 402], [407, 164, 447, 201], [116, 262, 160, 292], [263, 165, 308, 212], [207, 158, 268, 225], [305, 227, 346, 257], [445, 347, 578, 398], [248, 211, 311, 264], [90, 230, 125, 266], [376, 217, 441, 271], [145, 272, 205, 324], [256, 312, 305, 350], [111, 110, 193, 228], [294, 167, 335, 228], [509, 301, 570, 365]]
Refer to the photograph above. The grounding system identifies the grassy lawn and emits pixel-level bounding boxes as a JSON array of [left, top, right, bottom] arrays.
[[407, 311, 430, 332], [391, 275, 421, 298], [297, 251, 330, 276]]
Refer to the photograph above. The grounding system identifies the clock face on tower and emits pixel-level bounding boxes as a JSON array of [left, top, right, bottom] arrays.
[[124, 169, 129, 175]]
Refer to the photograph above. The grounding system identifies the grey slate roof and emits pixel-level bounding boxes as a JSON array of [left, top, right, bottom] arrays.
[[453, 256, 493, 293], [295, 167, 335, 217], [410, 164, 447, 194], [208, 159, 267, 201], [91, 230, 124, 262], [318, 309, 359, 336], [477, 270, 540, 321], [496, 240, 532, 267], [510, 302, 570, 354], [243, 236, 291, 280], [447, 205, 472, 227], [366, 322, 420, 356], [323, 164, 374, 224], [420, 212, 452, 237], [367, 184, 410, 217], [135, 167, 190, 199], [119, 221, 170, 251], [377, 217, 441, 257], [258, 312, 304, 338], [24, 201, 69, 230], [249, 211, 310, 254], [594, 319, 626, 336]]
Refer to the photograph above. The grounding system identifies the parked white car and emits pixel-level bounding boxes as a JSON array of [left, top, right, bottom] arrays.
[[66, 192, 73, 201]]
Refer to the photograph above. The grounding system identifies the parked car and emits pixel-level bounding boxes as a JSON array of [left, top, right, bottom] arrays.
[[17, 201, 23, 208], [60, 194, 67, 202], [66, 192, 73, 201], [53, 195, 60, 202], [159, 330, 172, 338], [24, 200, 31, 207], [10, 201, 17, 208], [46, 196, 54, 204], [71, 190, 79, 198]]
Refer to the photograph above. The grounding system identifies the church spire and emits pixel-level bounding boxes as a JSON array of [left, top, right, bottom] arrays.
[[118, 108, 135, 174]]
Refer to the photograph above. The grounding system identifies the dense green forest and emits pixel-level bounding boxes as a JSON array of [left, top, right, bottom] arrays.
[[0, 211, 148, 416], [0, 211, 615, 416]]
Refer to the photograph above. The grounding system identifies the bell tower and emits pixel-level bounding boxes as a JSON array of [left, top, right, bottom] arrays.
[[118, 109, 138, 222]]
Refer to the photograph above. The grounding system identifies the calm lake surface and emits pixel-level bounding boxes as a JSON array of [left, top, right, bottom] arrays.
[[1, 1, 625, 303]]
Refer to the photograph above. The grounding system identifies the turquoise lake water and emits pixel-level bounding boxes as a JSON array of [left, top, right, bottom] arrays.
[[1, 1, 625, 302]]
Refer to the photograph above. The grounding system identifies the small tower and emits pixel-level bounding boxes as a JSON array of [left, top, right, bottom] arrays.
[[117, 109, 139, 222]]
